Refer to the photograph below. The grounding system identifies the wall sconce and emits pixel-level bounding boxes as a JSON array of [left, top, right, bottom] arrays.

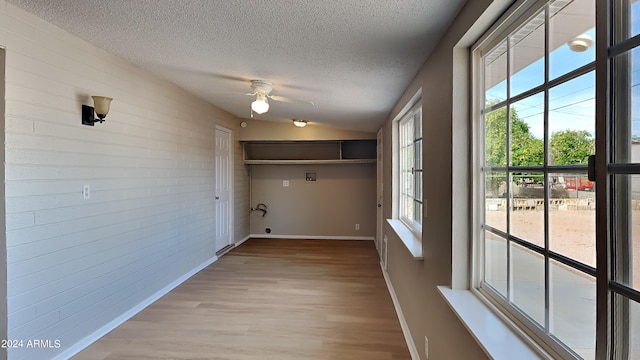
[[292, 119, 307, 127], [82, 96, 113, 126]]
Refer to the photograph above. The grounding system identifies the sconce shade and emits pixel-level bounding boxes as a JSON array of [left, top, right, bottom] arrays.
[[92, 96, 113, 118], [82, 95, 113, 126], [251, 93, 269, 114], [292, 119, 307, 127]]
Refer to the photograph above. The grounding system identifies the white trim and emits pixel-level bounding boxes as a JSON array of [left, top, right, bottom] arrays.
[[390, 90, 423, 123], [380, 263, 420, 360], [386, 219, 423, 260], [234, 234, 251, 247], [249, 234, 374, 241], [438, 287, 550, 360], [54, 255, 219, 360]]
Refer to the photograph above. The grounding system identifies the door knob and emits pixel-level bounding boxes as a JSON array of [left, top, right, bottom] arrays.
[[378, 204, 382, 208], [215, 196, 220, 200]]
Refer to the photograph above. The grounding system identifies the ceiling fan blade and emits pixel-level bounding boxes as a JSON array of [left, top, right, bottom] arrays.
[[269, 95, 314, 106]]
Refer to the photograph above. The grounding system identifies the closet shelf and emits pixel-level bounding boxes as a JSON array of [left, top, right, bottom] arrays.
[[241, 140, 376, 165]]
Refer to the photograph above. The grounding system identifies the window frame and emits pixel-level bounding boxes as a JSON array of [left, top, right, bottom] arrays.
[[472, 1, 598, 358], [600, 1, 640, 358], [397, 102, 423, 237]]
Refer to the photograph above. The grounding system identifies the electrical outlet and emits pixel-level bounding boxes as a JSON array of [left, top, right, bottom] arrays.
[[83, 184, 90, 200], [424, 336, 429, 359], [283, 180, 290, 187], [355, 223, 360, 231]]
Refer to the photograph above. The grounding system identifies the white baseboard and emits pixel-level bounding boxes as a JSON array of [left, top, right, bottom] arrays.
[[54, 255, 219, 360], [380, 263, 420, 360], [234, 234, 251, 247], [249, 234, 374, 241]]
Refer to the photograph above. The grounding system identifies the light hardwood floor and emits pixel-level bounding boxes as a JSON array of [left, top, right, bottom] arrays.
[[73, 238, 411, 360]]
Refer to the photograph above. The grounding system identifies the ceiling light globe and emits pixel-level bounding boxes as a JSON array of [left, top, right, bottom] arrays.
[[251, 98, 269, 114], [293, 119, 307, 127]]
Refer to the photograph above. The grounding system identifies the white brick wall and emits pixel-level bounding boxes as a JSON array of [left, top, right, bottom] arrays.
[[0, 1, 249, 358]]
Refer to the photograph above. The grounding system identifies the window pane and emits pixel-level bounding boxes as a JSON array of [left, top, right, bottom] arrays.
[[549, 172, 595, 267], [511, 172, 544, 247], [549, 0, 595, 80], [549, 71, 595, 166], [621, 294, 640, 359], [485, 172, 507, 232], [414, 200, 422, 224], [415, 170, 422, 202], [614, 0, 640, 43], [401, 167, 413, 198], [550, 259, 596, 360], [485, 107, 508, 167], [414, 110, 422, 140], [612, 48, 640, 162], [613, 174, 640, 291], [511, 242, 545, 326], [510, 11, 545, 98], [415, 139, 422, 170], [511, 93, 544, 167], [485, 41, 507, 105], [401, 193, 413, 222], [400, 117, 414, 149], [485, 231, 507, 297]]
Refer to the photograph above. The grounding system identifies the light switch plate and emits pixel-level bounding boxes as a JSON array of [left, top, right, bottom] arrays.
[[83, 184, 90, 199]]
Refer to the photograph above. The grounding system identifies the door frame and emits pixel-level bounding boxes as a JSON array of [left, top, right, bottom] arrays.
[[214, 125, 234, 253]]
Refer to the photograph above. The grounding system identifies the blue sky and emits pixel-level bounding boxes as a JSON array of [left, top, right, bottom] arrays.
[[486, 28, 596, 140], [485, 3, 640, 139]]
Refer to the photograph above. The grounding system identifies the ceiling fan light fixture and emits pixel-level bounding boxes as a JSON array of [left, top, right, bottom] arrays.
[[292, 119, 308, 127], [251, 93, 269, 114], [568, 34, 593, 52]]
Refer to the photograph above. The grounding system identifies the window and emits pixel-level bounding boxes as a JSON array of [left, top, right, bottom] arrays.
[[398, 103, 423, 236], [607, 0, 640, 358], [475, 0, 597, 358]]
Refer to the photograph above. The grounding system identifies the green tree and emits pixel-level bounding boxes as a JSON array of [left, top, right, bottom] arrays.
[[484, 107, 594, 195], [484, 107, 544, 167], [484, 106, 544, 193], [549, 130, 594, 165]]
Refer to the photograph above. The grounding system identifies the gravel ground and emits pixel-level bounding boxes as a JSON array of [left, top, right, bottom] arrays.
[[486, 207, 640, 286]]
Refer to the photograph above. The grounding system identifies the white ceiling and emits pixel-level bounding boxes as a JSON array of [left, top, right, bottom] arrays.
[[6, 0, 467, 132]]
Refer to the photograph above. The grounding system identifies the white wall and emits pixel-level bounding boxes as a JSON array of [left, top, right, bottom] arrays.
[[250, 164, 376, 238], [0, 1, 248, 359]]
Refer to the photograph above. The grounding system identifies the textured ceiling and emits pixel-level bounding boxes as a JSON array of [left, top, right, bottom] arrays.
[[7, 0, 467, 132]]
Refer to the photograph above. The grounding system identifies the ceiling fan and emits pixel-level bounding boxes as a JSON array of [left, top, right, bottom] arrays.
[[245, 80, 314, 116]]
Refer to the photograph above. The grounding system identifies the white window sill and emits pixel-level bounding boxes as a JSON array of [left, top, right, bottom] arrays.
[[438, 287, 547, 360], [386, 219, 423, 260]]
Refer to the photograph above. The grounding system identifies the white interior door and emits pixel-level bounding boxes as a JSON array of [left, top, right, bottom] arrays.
[[376, 129, 384, 257], [214, 126, 233, 252]]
